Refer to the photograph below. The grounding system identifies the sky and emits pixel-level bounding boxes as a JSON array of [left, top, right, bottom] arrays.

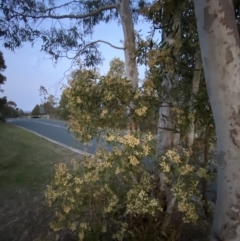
[[0, 14, 152, 112]]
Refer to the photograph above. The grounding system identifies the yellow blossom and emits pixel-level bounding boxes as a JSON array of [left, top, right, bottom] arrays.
[[129, 155, 139, 166], [135, 106, 148, 116], [118, 134, 140, 147]]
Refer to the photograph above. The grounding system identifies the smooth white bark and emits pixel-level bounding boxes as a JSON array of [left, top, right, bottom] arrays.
[[194, 1, 240, 240], [119, 0, 138, 90], [119, 1, 139, 133]]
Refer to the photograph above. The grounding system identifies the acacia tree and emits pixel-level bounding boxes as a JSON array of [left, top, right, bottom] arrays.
[[194, 0, 240, 240]]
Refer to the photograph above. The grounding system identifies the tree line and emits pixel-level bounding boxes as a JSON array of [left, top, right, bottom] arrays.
[[0, 51, 23, 121]]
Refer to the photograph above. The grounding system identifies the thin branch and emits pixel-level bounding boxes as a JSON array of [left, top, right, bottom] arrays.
[[53, 39, 124, 61], [4, 4, 119, 20], [73, 39, 124, 59], [87, 40, 125, 50], [44, 1, 80, 13], [158, 126, 180, 133]]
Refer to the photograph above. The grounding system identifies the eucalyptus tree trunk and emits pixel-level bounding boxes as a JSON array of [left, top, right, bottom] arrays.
[[193, 1, 240, 240], [119, 0, 139, 133], [158, 13, 181, 234], [187, 53, 202, 150], [119, 0, 138, 90], [158, 18, 181, 151]]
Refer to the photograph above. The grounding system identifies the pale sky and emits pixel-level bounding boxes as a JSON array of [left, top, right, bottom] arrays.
[[1, 18, 152, 112]]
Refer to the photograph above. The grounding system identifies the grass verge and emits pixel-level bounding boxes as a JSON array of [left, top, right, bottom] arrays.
[[0, 122, 80, 241]]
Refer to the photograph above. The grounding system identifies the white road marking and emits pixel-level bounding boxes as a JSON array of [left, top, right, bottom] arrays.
[[33, 121, 67, 129], [16, 126, 93, 157], [7, 119, 67, 129]]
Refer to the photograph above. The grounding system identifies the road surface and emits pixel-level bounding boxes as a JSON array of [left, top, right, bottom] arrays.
[[7, 118, 105, 155]]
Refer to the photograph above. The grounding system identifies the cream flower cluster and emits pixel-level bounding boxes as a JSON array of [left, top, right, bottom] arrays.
[[135, 106, 148, 116]]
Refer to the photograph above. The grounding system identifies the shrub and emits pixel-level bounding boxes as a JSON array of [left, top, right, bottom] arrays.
[[45, 132, 213, 241]]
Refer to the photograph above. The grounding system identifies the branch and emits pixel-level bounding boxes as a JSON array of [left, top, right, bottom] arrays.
[[87, 40, 125, 50], [4, 4, 119, 20], [73, 39, 124, 59], [47, 39, 124, 62], [158, 126, 180, 133], [44, 1, 80, 12]]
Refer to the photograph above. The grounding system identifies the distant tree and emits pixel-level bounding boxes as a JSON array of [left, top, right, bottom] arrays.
[[31, 104, 40, 116], [38, 86, 58, 116], [43, 94, 58, 116], [107, 57, 126, 78], [47, 94, 57, 108], [0, 98, 20, 118], [58, 90, 70, 120], [15, 107, 24, 117], [0, 51, 7, 92], [0, 51, 7, 121], [7, 100, 17, 108], [0, 96, 7, 121]]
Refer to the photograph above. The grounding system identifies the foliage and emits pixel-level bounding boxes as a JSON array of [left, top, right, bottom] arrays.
[[46, 62, 216, 241], [31, 104, 40, 115], [140, 0, 217, 227], [38, 86, 58, 116], [58, 90, 70, 121], [0, 96, 21, 119], [107, 57, 126, 78], [0, 51, 7, 92], [65, 66, 162, 143], [0, 51, 7, 121], [46, 131, 212, 241], [44, 95, 58, 115], [0, 96, 7, 121], [0, 0, 144, 66]]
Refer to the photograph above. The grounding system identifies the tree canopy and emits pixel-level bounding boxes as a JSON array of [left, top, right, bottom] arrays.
[[31, 104, 40, 115], [0, 0, 144, 66]]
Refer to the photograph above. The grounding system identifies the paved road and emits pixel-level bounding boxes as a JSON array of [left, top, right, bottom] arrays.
[[7, 118, 105, 155]]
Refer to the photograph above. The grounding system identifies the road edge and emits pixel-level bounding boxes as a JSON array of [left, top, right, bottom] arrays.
[[16, 125, 93, 157]]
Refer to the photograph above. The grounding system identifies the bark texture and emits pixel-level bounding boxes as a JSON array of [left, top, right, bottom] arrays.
[[187, 53, 202, 150], [158, 12, 181, 233], [193, 1, 240, 240], [158, 16, 181, 151]]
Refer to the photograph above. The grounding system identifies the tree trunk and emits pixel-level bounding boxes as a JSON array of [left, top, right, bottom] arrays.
[[119, 0, 139, 133], [119, 0, 138, 90], [187, 53, 202, 150], [193, 1, 240, 240], [158, 13, 181, 234], [158, 24, 181, 152]]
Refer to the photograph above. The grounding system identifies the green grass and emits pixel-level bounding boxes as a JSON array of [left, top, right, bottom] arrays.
[[0, 122, 81, 241]]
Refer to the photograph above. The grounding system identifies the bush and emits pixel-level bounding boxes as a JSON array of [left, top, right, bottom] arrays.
[[45, 132, 213, 241], [0, 113, 5, 122]]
